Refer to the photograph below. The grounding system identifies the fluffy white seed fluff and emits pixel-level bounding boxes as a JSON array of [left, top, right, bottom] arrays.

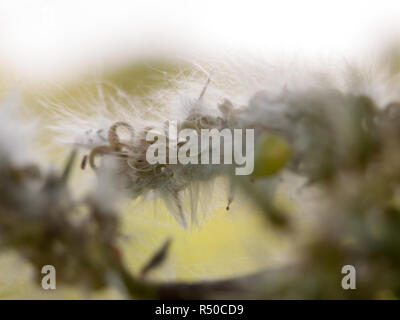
[[42, 56, 400, 227]]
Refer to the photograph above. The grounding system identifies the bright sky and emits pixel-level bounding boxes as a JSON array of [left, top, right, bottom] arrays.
[[0, 0, 399, 80]]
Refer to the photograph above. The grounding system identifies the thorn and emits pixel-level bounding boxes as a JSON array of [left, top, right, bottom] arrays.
[[140, 238, 172, 278], [226, 197, 233, 211], [198, 69, 214, 100], [81, 155, 88, 170], [227, 180, 235, 211], [61, 149, 77, 183]]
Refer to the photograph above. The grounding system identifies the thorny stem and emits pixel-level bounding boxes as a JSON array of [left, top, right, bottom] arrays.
[[61, 149, 77, 183], [111, 252, 297, 299]]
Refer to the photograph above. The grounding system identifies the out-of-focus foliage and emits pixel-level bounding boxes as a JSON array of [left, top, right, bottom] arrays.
[[252, 133, 291, 177], [234, 87, 400, 298]]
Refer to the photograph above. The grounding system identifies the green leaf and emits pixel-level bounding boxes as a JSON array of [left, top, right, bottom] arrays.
[[252, 134, 291, 178]]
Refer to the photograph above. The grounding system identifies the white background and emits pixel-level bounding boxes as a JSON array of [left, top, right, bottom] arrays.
[[0, 0, 399, 80]]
